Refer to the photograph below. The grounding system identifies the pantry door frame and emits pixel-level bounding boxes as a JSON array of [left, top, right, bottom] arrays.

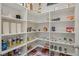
[[0, 3, 1, 54]]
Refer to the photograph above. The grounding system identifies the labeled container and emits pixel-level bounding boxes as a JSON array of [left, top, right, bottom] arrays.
[[8, 39, 12, 48], [20, 37, 24, 44], [16, 37, 20, 45], [12, 38, 16, 46], [2, 39, 8, 51]]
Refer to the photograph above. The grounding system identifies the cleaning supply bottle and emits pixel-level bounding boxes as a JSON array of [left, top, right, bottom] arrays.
[[8, 39, 12, 48], [12, 38, 16, 46], [16, 37, 20, 45], [2, 39, 8, 51]]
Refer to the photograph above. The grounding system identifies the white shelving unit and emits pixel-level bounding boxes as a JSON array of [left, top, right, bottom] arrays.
[[1, 3, 79, 56], [0, 3, 27, 56], [26, 3, 79, 56], [49, 4, 75, 56]]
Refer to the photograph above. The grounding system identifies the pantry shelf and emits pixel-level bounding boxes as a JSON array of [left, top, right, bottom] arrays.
[[34, 50, 49, 56], [38, 38, 49, 42], [27, 46, 38, 54], [50, 49, 75, 56], [28, 52, 37, 56], [50, 20, 75, 23], [27, 31, 49, 33], [38, 45, 49, 50], [50, 6, 75, 13], [1, 3, 79, 56], [3, 3, 26, 11], [1, 32, 27, 36], [27, 45, 48, 55], [27, 20, 50, 23], [50, 41, 74, 46], [27, 20, 37, 23], [27, 20, 75, 23], [1, 43, 27, 55], [50, 31, 75, 34], [36, 31, 49, 33], [37, 45, 46, 48], [1, 15, 27, 22], [27, 32, 37, 33], [0, 3, 27, 56], [27, 38, 38, 44]]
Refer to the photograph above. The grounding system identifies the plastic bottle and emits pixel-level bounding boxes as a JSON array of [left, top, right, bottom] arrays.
[[2, 39, 8, 51], [16, 37, 20, 45], [12, 38, 16, 46], [20, 37, 23, 44], [8, 39, 12, 48]]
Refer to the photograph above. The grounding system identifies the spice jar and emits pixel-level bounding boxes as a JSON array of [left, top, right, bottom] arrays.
[[51, 26, 56, 31], [64, 48, 67, 53], [69, 38, 73, 44], [64, 37, 67, 43], [59, 46, 62, 51], [16, 15, 21, 19], [54, 46, 57, 50]]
